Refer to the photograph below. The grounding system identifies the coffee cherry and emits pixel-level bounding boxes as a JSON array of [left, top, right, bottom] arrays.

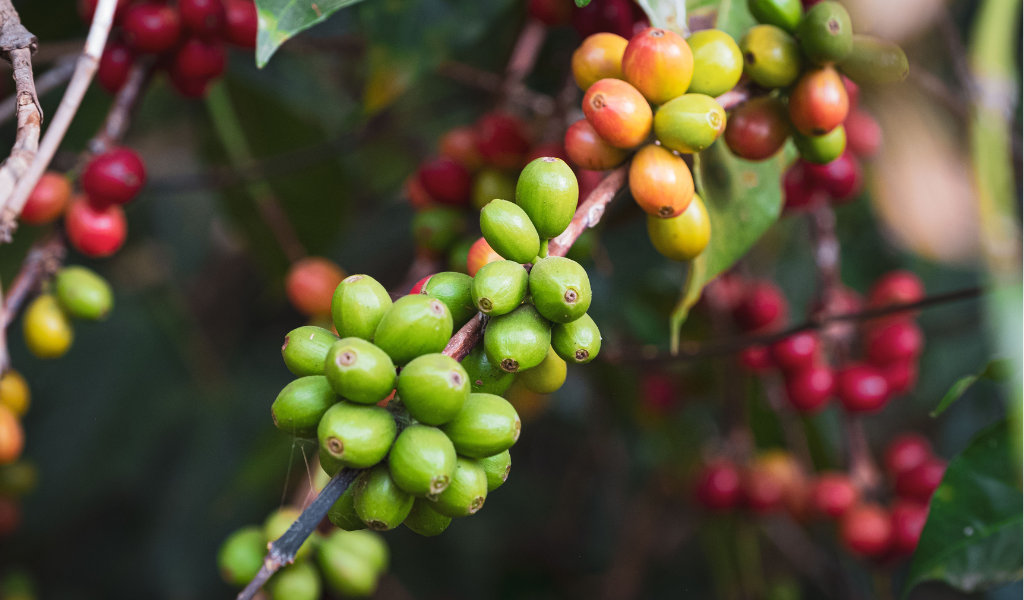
[[782, 160, 826, 212], [420, 272, 476, 329], [21, 172, 71, 225], [327, 484, 365, 531], [286, 257, 345, 317], [516, 157, 579, 239], [265, 508, 317, 561], [528, 0, 573, 25], [646, 193, 710, 261], [694, 460, 742, 510], [809, 472, 859, 518], [472, 260, 529, 317], [724, 97, 789, 161], [317, 402, 397, 472], [884, 433, 932, 480], [437, 127, 481, 171], [733, 281, 787, 332], [412, 208, 466, 252], [403, 498, 452, 536], [866, 321, 923, 365], [881, 360, 918, 396], [564, 119, 629, 170], [748, 0, 803, 32], [0, 407, 23, 465], [480, 200, 540, 264], [622, 27, 693, 104], [770, 332, 817, 372], [654, 94, 727, 153], [475, 113, 531, 169], [785, 365, 834, 412], [890, 500, 928, 556], [789, 66, 849, 136], [837, 34, 909, 85], [840, 504, 892, 557], [224, 0, 258, 48], [54, 266, 114, 321], [796, 1, 853, 64], [896, 458, 945, 502], [354, 464, 415, 531], [570, 0, 637, 39], [572, 33, 628, 91], [462, 345, 517, 395], [418, 157, 472, 206], [479, 449, 512, 491], [122, 3, 182, 54], [529, 257, 592, 323], [844, 110, 882, 158], [331, 274, 392, 341], [317, 532, 380, 596], [793, 125, 846, 165], [23, 294, 74, 359], [169, 70, 211, 98], [98, 41, 135, 94], [388, 425, 457, 497], [77, 0, 132, 24], [629, 144, 694, 218], [324, 338, 396, 404], [433, 456, 488, 517], [0, 371, 29, 418], [485, 304, 552, 372], [686, 29, 743, 97], [441, 392, 521, 458], [582, 79, 653, 149], [743, 465, 785, 513], [740, 25, 801, 88], [519, 346, 567, 394], [374, 295, 453, 365], [179, 0, 225, 37], [471, 168, 516, 211], [217, 526, 266, 586], [82, 147, 147, 207], [739, 344, 774, 372], [282, 326, 338, 376], [802, 150, 862, 202], [835, 363, 889, 413], [172, 37, 226, 81], [396, 353, 470, 425], [268, 562, 320, 600], [551, 312, 601, 364], [755, 450, 808, 515], [466, 237, 503, 276], [868, 270, 925, 311]]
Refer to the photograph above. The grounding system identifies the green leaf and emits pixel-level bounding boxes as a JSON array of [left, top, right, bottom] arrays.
[[255, 0, 365, 67], [713, 0, 757, 39], [903, 420, 1023, 597], [932, 359, 1012, 417], [635, 0, 689, 35], [574, 0, 591, 6]]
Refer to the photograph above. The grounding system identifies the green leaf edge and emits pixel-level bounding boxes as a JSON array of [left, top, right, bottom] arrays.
[[932, 359, 1013, 417]]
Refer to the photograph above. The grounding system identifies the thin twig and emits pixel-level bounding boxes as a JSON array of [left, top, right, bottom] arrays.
[[548, 165, 629, 257], [0, 48, 42, 219], [0, 233, 66, 373], [0, 54, 76, 126], [438, 60, 556, 116], [88, 59, 152, 158]]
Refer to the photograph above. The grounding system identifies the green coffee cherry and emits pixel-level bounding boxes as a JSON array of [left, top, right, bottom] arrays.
[[272, 376, 337, 438], [324, 529, 389, 573], [317, 534, 379, 597], [388, 425, 457, 497], [838, 34, 909, 84], [748, 0, 802, 32], [551, 313, 601, 364], [687, 29, 744, 97], [484, 304, 552, 373], [479, 450, 512, 491], [480, 200, 541, 264], [472, 260, 528, 317], [653, 94, 727, 154], [265, 508, 317, 562], [353, 463, 415, 531], [519, 346, 567, 394], [740, 25, 802, 88], [796, 1, 853, 65], [404, 498, 452, 536], [529, 257, 591, 324], [317, 402, 397, 473], [332, 275, 392, 341], [441, 393, 521, 458], [282, 326, 339, 376], [433, 456, 488, 518], [373, 295, 453, 365], [515, 157, 579, 239], [323, 338, 395, 404], [412, 208, 466, 252], [217, 526, 266, 586], [422, 272, 476, 330], [395, 353, 469, 425], [53, 266, 113, 321], [327, 483, 367, 531], [472, 168, 517, 211], [462, 345, 517, 395], [269, 562, 320, 600], [793, 125, 846, 164]]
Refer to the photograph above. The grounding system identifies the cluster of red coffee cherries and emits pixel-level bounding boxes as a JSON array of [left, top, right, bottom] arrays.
[[527, 0, 647, 38]]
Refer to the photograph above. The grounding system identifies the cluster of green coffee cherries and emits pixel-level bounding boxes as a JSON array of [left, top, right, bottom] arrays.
[[266, 156, 597, 538], [219, 508, 389, 598]]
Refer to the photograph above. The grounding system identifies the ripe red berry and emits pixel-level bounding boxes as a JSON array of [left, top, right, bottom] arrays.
[[285, 257, 346, 317], [879, 360, 918, 396], [883, 433, 933, 480], [65, 196, 128, 258], [803, 151, 863, 203], [82, 148, 147, 207], [743, 466, 785, 514], [576, 169, 605, 202], [224, 0, 258, 48], [527, 0, 573, 26], [840, 504, 892, 558], [785, 365, 834, 413], [22, 172, 71, 225], [403, 175, 436, 211], [723, 97, 790, 161], [733, 281, 788, 333], [770, 332, 818, 372], [835, 364, 890, 413], [844, 110, 882, 158], [77, 0, 132, 24], [179, 0, 225, 37], [640, 372, 676, 413], [466, 237, 502, 276], [810, 472, 859, 519], [571, 0, 636, 39], [783, 160, 828, 212], [417, 157, 472, 206], [409, 274, 433, 295], [98, 40, 135, 94], [739, 344, 774, 373], [475, 113, 531, 169], [122, 3, 182, 55], [895, 458, 946, 502], [890, 500, 929, 556], [173, 38, 227, 81], [868, 270, 925, 310], [169, 71, 210, 98], [866, 321, 923, 365], [694, 460, 742, 510]]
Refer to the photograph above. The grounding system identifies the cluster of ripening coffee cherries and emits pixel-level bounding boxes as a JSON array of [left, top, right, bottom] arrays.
[[219, 508, 389, 598], [0, 374, 37, 537], [695, 430, 945, 562]]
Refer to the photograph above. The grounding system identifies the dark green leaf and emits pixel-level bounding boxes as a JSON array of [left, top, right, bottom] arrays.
[[255, 0, 366, 68], [903, 420, 1023, 597], [932, 359, 1013, 417]]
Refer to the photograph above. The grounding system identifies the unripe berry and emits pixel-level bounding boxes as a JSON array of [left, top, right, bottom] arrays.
[[748, 0, 803, 32], [789, 66, 849, 136], [883, 433, 932, 480], [770, 331, 818, 372], [890, 500, 928, 556], [733, 281, 787, 333], [466, 237, 502, 276], [809, 472, 859, 519], [23, 294, 74, 360], [65, 197, 127, 257], [286, 257, 346, 317], [793, 125, 847, 165], [646, 194, 710, 261], [796, 1, 853, 65], [629, 144, 694, 218], [472, 168, 516, 211], [81, 147, 147, 207], [122, 3, 182, 54], [412, 207, 465, 253], [622, 27, 693, 105], [866, 321, 923, 365], [844, 109, 882, 157], [653, 93, 727, 154], [527, 0, 573, 26], [98, 41, 135, 94], [0, 406, 23, 464], [895, 458, 945, 502], [172, 38, 227, 81], [686, 29, 743, 97], [583, 79, 652, 149], [217, 526, 266, 585], [739, 344, 774, 372], [835, 363, 889, 413], [694, 460, 742, 510], [418, 157, 471, 206], [840, 504, 892, 557], [572, 33, 628, 91], [224, 0, 258, 48], [564, 119, 629, 170], [724, 97, 789, 161], [0, 370, 30, 418], [784, 365, 834, 413], [21, 172, 71, 225], [740, 24, 801, 88], [179, 0, 225, 37], [439, 126, 483, 170], [475, 113, 531, 169]]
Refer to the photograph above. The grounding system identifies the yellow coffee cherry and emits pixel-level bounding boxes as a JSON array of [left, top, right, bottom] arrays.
[[23, 294, 74, 359], [0, 370, 30, 417], [647, 194, 711, 261]]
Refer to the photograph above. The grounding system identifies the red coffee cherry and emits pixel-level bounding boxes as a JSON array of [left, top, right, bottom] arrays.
[[98, 40, 135, 94], [640, 372, 677, 413], [417, 157, 472, 206], [789, 66, 849, 136], [173, 38, 227, 81], [466, 237, 503, 276], [743, 464, 785, 514], [883, 433, 932, 480], [439, 126, 483, 171], [122, 3, 182, 55], [783, 160, 828, 212], [896, 458, 946, 502], [65, 196, 128, 258], [224, 0, 258, 48], [733, 281, 788, 333], [77, 0, 132, 24], [739, 344, 774, 373], [785, 365, 834, 413], [475, 113, 531, 169], [694, 460, 742, 511], [571, 0, 636, 39], [564, 119, 629, 170], [169, 71, 211, 98], [810, 472, 859, 519], [803, 151, 862, 203], [868, 270, 925, 310], [403, 175, 436, 211], [82, 147, 147, 207], [285, 257, 346, 317], [409, 274, 433, 295], [22, 172, 71, 225], [866, 321, 923, 366], [724, 97, 790, 161], [179, 0, 225, 37], [577, 169, 605, 201], [835, 363, 890, 413], [770, 331, 818, 372], [528, 0, 573, 26], [890, 500, 929, 556], [879, 360, 918, 396], [844, 110, 882, 158], [840, 504, 892, 558]]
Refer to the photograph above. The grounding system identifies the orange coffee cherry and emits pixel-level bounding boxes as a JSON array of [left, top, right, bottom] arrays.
[[582, 78, 652, 149], [629, 144, 694, 218], [564, 119, 629, 170], [571, 32, 628, 91], [622, 27, 694, 105], [789, 65, 849, 136]]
